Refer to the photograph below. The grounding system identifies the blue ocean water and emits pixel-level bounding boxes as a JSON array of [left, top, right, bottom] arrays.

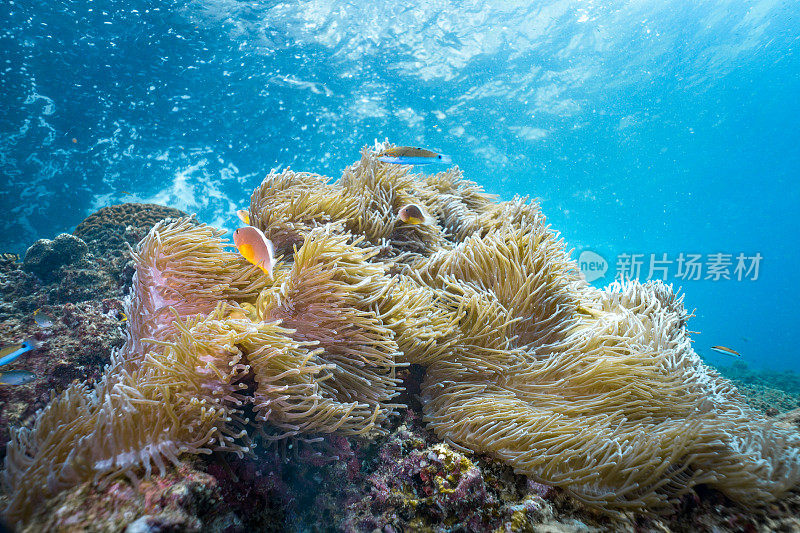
[[1, 1, 798, 371]]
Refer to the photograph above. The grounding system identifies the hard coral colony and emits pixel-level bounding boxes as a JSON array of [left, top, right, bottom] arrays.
[[3, 145, 799, 524]]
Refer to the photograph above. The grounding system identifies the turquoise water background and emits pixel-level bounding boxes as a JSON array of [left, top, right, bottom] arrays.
[[1, 1, 798, 370]]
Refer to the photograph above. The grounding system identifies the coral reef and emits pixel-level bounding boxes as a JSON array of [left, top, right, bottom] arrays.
[[17, 232, 122, 303], [730, 383, 800, 416], [341, 425, 541, 532], [14, 413, 800, 533], [0, 300, 126, 455], [73, 203, 188, 291], [5, 236, 116, 311], [711, 361, 800, 416], [73, 203, 188, 258], [14, 422, 604, 533], [3, 144, 800, 529], [0, 262, 40, 320], [0, 204, 185, 509], [16, 458, 255, 533], [22, 234, 88, 284], [0, 243, 128, 461], [717, 360, 800, 397]]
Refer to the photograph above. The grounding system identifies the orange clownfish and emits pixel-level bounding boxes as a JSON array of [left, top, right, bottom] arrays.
[[236, 209, 250, 225], [233, 226, 275, 279], [397, 204, 433, 225]]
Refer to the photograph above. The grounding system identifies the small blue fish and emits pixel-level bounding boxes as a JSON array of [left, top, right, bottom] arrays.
[[0, 370, 35, 385], [0, 339, 40, 367], [378, 146, 452, 165]]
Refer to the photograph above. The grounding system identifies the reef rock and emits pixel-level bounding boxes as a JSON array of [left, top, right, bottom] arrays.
[[23, 234, 88, 283], [72, 203, 188, 290], [73, 203, 188, 255]]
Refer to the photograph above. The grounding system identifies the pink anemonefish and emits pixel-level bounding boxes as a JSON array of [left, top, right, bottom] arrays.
[[397, 204, 433, 225], [233, 226, 275, 279]]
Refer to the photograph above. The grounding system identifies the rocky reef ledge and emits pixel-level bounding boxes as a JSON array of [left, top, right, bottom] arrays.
[[1, 146, 799, 532]]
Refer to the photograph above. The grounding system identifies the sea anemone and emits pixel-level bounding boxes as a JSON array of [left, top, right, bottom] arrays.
[[4, 145, 799, 524]]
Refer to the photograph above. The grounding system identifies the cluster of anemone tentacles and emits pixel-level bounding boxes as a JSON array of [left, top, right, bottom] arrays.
[[3, 144, 799, 523]]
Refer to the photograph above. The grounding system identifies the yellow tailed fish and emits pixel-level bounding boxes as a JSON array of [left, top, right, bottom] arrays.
[[34, 309, 53, 328], [236, 209, 250, 225]]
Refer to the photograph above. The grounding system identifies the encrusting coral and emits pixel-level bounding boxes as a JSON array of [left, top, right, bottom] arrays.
[[3, 143, 799, 524], [73, 203, 188, 257]]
